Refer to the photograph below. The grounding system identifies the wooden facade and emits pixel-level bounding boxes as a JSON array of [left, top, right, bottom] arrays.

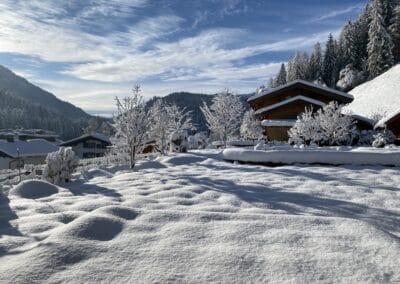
[[248, 80, 357, 141], [385, 113, 400, 144]]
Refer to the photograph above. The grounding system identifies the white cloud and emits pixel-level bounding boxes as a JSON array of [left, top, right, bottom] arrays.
[[311, 3, 365, 22]]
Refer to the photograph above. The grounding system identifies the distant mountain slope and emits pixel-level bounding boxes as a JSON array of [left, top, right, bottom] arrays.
[[0, 91, 86, 139], [344, 64, 400, 123], [0, 65, 92, 139], [146, 92, 252, 131], [0, 65, 89, 119]]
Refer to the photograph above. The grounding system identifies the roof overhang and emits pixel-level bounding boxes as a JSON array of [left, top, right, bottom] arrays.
[[248, 80, 354, 104], [255, 95, 325, 115]]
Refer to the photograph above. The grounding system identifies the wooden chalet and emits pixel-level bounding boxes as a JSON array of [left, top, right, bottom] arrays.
[[247, 80, 357, 141]]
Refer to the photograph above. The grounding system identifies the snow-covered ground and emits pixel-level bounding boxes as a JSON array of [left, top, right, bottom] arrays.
[[1, 150, 400, 283]]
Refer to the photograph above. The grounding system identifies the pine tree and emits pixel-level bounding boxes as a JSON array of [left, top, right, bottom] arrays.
[[287, 52, 310, 81], [322, 34, 338, 88], [309, 42, 323, 81], [268, 77, 276, 89], [389, 5, 400, 63], [367, 0, 394, 77], [353, 5, 371, 72], [275, 63, 287, 86]]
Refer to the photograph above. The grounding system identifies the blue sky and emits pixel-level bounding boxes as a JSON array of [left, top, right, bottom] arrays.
[[0, 0, 367, 116]]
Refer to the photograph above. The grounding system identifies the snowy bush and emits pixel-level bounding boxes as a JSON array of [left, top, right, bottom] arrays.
[[188, 132, 208, 149], [372, 130, 396, 148], [240, 110, 263, 140], [336, 64, 365, 91], [289, 102, 356, 146], [170, 130, 189, 153], [43, 147, 78, 184]]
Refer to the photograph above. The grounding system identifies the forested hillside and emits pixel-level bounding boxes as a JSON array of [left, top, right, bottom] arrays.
[[269, 0, 400, 92]]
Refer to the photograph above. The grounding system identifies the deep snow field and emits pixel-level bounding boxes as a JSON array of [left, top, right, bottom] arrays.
[[1, 150, 400, 283]]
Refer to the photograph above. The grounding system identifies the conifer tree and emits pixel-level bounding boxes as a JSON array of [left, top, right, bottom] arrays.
[[367, 0, 394, 77], [322, 34, 338, 88], [309, 42, 323, 82], [275, 63, 287, 86], [389, 5, 400, 63]]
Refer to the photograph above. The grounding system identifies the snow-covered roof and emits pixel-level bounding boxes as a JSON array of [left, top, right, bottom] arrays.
[[0, 139, 59, 158], [344, 64, 400, 126], [255, 95, 325, 115], [60, 133, 111, 146], [261, 119, 296, 127], [248, 80, 354, 102]]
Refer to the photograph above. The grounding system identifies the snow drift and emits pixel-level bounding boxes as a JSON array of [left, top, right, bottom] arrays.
[[10, 180, 59, 199], [222, 147, 400, 166]]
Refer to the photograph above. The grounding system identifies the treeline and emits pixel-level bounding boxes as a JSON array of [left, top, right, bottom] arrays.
[[269, 0, 400, 91], [0, 90, 87, 139]]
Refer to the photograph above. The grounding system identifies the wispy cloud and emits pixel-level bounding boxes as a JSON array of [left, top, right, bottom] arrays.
[[310, 3, 365, 22]]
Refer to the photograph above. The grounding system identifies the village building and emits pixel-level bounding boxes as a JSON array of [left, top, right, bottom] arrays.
[[60, 134, 111, 159], [247, 80, 371, 141], [0, 139, 59, 170]]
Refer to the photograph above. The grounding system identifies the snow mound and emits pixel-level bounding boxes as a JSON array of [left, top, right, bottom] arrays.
[[160, 153, 208, 165], [222, 147, 400, 166], [134, 160, 166, 171], [94, 205, 139, 220], [344, 64, 400, 123], [84, 169, 113, 179], [55, 214, 124, 241], [10, 180, 59, 199]]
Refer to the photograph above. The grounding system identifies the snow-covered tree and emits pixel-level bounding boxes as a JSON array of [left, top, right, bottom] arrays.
[[315, 102, 356, 146], [288, 102, 356, 146], [268, 77, 276, 89], [149, 99, 193, 154], [309, 42, 323, 81], [336, 64, 365, 91], [200, 90, 244, 147], [43, 147, 78, 184], [322, 34, 338, 88], [148, 99, 171, 155], [240, 110, 263, 140], [113, 85, 150, 169], [83, 117, 100, 134], [288, 107, 321, 146], [287, 52, 310, 82], [389, 5, 400, 63], [372, 130, 396, 147], [367, 0, 394, 77], [166, 103, 193, 133], [170, 130, 189, 153], [275, 63, 287, 86]]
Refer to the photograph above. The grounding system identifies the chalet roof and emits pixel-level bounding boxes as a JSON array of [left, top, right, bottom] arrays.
[[0, 139, 59, 158], [376, 109, 400, 129], [248, 80, 354, 103], [255, 95, 325, 115], [60, 133, 111, 146]]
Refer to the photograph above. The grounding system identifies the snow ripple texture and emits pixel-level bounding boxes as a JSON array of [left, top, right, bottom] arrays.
[[0, 150, 400, 283]]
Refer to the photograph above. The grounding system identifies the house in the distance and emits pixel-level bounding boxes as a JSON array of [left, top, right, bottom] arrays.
[[247, 80, 365, 141], [60, 134, 111, 159], [0, 139, 59, 170], [0, 129, 61, 144]]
